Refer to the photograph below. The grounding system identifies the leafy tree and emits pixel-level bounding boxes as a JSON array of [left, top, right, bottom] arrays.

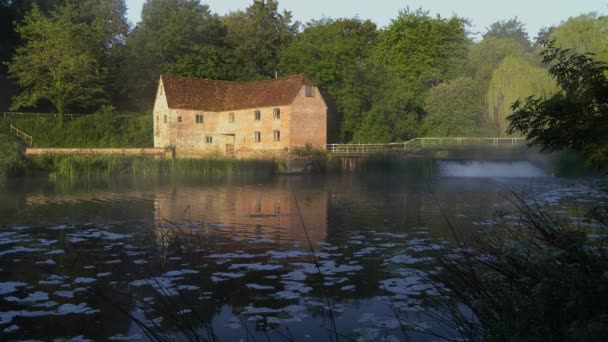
[[469, 37, 527, 84], [550, 13, 608, 63], [224, 0, 299, 80], [508, 44, 608, 166], [374, 8, 470, 91], [422, 77, 488, 136], [534, 26, 555, 48], [352, 108, 392, 143], [7, 5, 106, 125], [0, 0, 63, 73], [118, 0, 227, 108], [486, 55, 557, 134], [483, 18, 531, 51], [279, 18, 379, 142]]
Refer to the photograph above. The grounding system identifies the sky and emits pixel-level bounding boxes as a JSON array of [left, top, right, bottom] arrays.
[[125, 0, 607, 39]]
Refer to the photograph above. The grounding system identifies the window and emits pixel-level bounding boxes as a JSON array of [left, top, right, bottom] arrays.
[[254, 110, 261, 121], [206, 136, 213, 144], [254, 131, 261, 142], [177, 116, 182, 123], [305, 85, 314, 97], [196, 114, 204, 124], [273, 108, 280, 119], [159, 86, 163, 96], [273, 130, 280, 142], [229, 112, 235, 123], [164, 115, 167, 124]]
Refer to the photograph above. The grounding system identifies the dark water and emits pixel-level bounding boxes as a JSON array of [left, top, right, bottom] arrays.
[[0, 161, 605, 341]]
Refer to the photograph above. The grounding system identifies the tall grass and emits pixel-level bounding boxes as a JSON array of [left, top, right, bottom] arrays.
[[28, 155, 277, 180], [0, 128, 27, 180], [432, 196, 608, 341]]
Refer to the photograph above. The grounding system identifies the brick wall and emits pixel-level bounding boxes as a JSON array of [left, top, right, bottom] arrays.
[[290, 86, 327, 148]]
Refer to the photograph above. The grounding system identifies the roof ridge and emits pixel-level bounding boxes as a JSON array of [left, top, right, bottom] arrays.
[[161, 74, 305, 84]]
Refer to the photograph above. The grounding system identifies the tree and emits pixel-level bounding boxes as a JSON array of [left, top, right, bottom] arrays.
[[279, 18, 379, 142], [224, 0, 299, 80], [486, 55, 557, 134], [422, 77, 487, 136], [469, 36, 527, 84], [483, 18, 531, 51], [7, 5, 106, 125], [0, 0, 63, 73], [508, 43, 608, 166], [550, 13, 608, 63], [118, 0, 227, 108], [373, 8, 470, 91]]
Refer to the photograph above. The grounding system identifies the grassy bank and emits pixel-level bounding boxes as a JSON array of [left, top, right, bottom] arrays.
[[1, 108, 152, 148]]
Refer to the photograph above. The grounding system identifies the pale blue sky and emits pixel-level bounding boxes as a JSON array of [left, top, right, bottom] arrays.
[[125, 0, 607, 38]]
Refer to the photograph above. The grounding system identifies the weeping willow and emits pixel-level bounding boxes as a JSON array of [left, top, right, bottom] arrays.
[[486, 55, 557, 135], [551, 13, 608, 63]]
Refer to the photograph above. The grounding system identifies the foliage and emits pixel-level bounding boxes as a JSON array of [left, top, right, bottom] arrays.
[[469, 36, 527, 84], [374, 8, 470, 91], [0, 0, 63, 73], [117, 0, 227, 108], [5, 111, 152, 148], [29, 155, 277, 181], [223, 0, 299, 80], [483, 18, 531, 51], [487, 55, 557, 134], [422, 77, 490, 136], [0, 125, 27, 180], [279, 18, 379, 141], [508, 43, 608, 167], [436, 197, 608, 341], [7, 5, 107, 125], [551, 13, 608, 63]]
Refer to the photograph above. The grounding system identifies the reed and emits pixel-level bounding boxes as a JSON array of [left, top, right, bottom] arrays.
[[28, 155, 278, 180]]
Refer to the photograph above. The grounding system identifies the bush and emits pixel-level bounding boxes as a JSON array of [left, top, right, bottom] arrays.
[[4, 111, 153, 148]]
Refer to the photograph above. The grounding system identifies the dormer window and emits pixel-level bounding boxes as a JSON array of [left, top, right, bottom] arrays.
[[305, 85, 314, 97]]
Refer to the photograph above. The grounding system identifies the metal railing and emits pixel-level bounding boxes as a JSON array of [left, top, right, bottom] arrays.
[[9, 124, 35, 146], [326, 137, 526, 153]]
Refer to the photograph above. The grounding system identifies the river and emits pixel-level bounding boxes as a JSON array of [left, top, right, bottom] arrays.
[[0, 161, 605, 341]]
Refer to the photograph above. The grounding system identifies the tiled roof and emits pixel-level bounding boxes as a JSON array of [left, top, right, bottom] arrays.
[[160, 74, 314, 111]]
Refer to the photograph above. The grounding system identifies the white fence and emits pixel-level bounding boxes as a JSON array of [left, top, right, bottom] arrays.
[[326, 137, 526, 153]]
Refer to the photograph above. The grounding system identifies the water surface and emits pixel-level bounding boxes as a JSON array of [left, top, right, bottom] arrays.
[[0, 161, 605, 341]]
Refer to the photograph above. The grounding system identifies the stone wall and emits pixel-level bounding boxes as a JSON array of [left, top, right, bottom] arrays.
[[25, 148, 168, 158]]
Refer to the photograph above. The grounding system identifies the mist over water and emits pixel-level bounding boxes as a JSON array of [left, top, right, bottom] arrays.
[[438, 161, 548, 178]]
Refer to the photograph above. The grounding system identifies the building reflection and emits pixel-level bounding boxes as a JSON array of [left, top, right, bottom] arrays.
[[153, 180, 328, 248]]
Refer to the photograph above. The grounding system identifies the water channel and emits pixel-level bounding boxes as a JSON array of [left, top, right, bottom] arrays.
[[0, 160, 605, 341]]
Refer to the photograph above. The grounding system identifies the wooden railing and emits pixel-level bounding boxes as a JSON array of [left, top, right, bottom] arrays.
[[326, 137, 526, 154], [9, 124, 35, 146]]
